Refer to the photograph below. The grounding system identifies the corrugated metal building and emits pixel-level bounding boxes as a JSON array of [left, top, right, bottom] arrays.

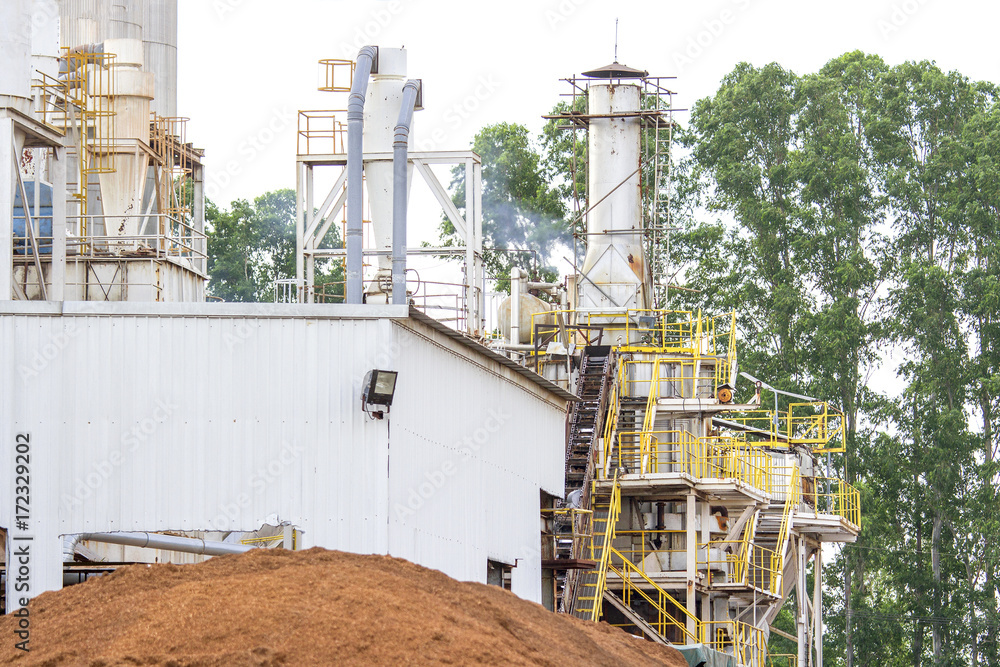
[[0, 303, 570, 606]]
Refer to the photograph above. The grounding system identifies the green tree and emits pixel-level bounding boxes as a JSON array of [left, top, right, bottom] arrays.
[[206, 188, 344, 302], [441, 122, 568, 290]]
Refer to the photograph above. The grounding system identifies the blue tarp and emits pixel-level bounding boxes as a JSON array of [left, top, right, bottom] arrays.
[[13, 180, 54, 254], [675, 644, 736, 667]]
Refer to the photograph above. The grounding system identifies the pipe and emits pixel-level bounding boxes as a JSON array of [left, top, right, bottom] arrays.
[[510, 267, 525, 345], [391, 79, 420, 306], [346, 45, 378, 304], [77, 532, 253, 556]]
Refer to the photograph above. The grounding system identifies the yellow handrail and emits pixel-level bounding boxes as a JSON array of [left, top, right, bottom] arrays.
[[600, 358, 628, 478], [618, 429, 773, 492], [583, 473, 622, 622], [803, 477, 861, 527], [606, 545, 702, 644]]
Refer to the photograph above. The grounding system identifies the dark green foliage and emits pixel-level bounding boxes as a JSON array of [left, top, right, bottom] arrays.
[[206, 189, 344, 302]]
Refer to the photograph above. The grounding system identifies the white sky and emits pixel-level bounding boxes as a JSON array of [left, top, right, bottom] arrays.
[[173, 0, 995, 392], [178, 0, 1000, 210]]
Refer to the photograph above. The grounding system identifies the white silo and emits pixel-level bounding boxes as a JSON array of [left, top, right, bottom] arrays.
[[0, 0, 34, 105], [362, 47, 415, 302], [142, 0, 177, 118], [578, 63, 651, 311]]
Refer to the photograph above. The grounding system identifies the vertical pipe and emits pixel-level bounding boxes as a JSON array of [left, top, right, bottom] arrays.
[[700, 501, 711, 625], [192, 163, 205, 275], [391, 79, 419, 306], [295, 160, 304, 301], [464, 158, 475, 331], [798, 537, 808, 666], [51, 147, 67, 300], [814, 543, 823, 667], [510, 266, 521, 345], [686, 491, 697, 640], [473, 162, 484, 332], [0, 119, 14, 299], [346, 46, 377, 304]]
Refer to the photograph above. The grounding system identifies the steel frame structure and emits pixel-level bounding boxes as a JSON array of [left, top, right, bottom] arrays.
[[295, 149, 485, 336]]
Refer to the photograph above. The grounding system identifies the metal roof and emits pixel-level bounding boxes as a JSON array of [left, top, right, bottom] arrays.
[[406, 307, 579, 403], [581, 61, 649, 79]]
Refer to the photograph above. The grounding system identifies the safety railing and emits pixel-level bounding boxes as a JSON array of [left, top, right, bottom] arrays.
[[540, 507, 594, 561], [600, 358, 628, 475], [620, 357, 720, 402], [787, 402, 845, 452], [772, 466, 800, 597], [606, 545, 701, 644], [768, 653, 798, 667], [318, 58, 355, 92], [704, 620, 768, 666], [610, 429, 772, 491], [700, 537, 782, 596], [581, 474, 622, 622], [297, 110, 348, 155], [613, 530, 685, 573], [529, 309, 709, 353], [603, 544, 767, 663], [802, 477, 861, 528], [716, 402, 846, 453]]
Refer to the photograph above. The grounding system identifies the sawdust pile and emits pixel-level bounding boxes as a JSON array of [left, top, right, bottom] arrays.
[[0, 547, 687, 666]]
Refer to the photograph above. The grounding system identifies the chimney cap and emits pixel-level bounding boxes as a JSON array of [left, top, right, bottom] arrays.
[[581, 61, 648, 79]]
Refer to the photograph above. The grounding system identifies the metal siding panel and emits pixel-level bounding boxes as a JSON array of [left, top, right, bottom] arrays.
[[1, 310, 563, 603]]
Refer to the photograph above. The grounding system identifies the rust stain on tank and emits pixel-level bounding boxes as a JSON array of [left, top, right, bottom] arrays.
[[627, 253, 645, 280]]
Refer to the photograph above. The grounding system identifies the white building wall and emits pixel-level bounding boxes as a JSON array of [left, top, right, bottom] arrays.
[[0, 303, 567, 608]]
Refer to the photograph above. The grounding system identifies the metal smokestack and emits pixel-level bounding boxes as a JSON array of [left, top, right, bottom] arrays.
[[578, 62, 651, 311]]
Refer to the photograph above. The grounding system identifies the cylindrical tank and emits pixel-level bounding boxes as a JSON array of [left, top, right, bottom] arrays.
[[142, 0, 177, 117], [0, 0, 34, 100], [59, 0, 143, 47], [498, 293, 554, 345], [31, 0, 61, 84], [579, 82, 649, 310], [96, 37, 153, 241], [363, 48, 415, 291]]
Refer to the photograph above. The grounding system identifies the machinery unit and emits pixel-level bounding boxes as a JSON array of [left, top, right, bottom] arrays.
[[521, 63, 861, 667], [1, 0, 206, 304]]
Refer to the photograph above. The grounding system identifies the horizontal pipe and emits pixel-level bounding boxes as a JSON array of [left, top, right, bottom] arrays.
[[77, 532, 253, 556]]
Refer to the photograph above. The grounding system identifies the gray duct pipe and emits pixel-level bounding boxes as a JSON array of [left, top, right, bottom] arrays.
[[346, 46, 378, 304], [77, 532, 253, 556], [391, 79, 420, 306]]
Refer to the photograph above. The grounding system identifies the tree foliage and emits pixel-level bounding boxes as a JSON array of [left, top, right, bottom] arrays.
[[206, 188, 343, 302], [676, 52, 1000, 665], [441, 122, 569, 289]]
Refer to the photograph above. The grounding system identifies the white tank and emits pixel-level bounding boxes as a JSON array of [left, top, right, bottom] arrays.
[[362, 47, 414, 297], [97, 37, 154, 244], [142, 0, 177, 118], [59, 0, 143, 46], [0, 0, 34, 101], [579, 83, 649, 310], [498, 294, 554, 345], [31, 0, 61, 85]]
